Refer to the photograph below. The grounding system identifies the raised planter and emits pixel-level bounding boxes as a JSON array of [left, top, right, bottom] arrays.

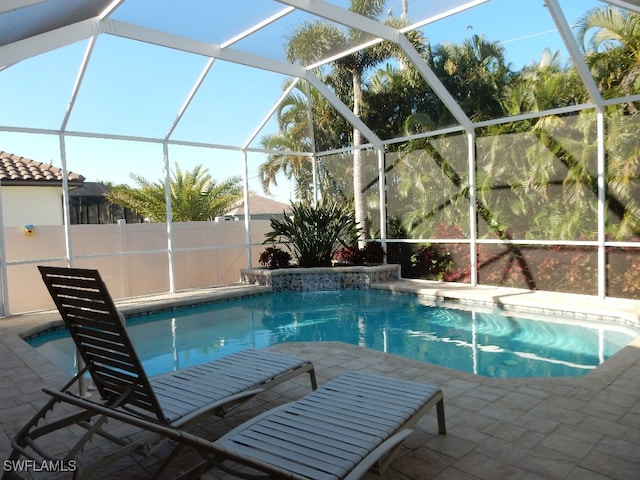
[[241, 264, 400, 292]]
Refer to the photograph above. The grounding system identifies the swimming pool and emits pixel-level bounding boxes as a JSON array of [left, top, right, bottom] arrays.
[[29, 290, 639, 378]]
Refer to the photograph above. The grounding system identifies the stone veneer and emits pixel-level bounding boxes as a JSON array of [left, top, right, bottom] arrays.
[[240, 264, 400, 292]]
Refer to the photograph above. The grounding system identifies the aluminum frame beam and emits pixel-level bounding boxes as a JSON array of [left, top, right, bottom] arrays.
[[276, 0, 474, 132], [107, 20, 381, 143], [602, 0, 640, 14], [545, 0, 604, 110], [104, 20, 304, 78], [0, 0, 45, 14], [0, 17, 100, 67]]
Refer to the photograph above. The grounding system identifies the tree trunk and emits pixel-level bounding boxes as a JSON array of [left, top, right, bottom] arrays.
[[352, 70, 367, 248]]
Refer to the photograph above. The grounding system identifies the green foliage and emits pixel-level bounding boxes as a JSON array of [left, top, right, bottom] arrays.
[[259, 246, 292, 269], [361, 241, 385, 264], [411, 245, 452, 280], [430, 34, 510, 122], [264, 201, 361, 267], [575, 5, 640, 101], [273, 0, 429, 244], [333, 241, 386, 265], [259, 4, 640, 296], [105, 163, 242, 222]]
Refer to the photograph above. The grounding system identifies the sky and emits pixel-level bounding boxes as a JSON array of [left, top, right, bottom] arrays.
[[0, 0, 605, 203]]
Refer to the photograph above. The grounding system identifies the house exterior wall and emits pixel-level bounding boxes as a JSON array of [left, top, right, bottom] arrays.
[[1, 186, 63, 226]]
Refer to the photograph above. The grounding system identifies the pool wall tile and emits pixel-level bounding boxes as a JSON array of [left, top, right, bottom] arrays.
[[241, 265, 400, 292]]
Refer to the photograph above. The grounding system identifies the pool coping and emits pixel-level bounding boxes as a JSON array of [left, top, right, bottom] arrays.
[[5, 278, 640, 339], [2, 283, 272, 339], [6, 277, 640, 382], [372, 280, 640, 329]]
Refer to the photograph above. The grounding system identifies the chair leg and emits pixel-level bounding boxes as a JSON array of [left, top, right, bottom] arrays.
[[308, 367, 318, 390], [436, 399, 447, 434], [149, 442, 186, 479], [7, 390, 146, 480]]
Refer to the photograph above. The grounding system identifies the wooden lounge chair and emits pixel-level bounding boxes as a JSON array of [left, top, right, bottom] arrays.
[[5, 266, 316, 479]]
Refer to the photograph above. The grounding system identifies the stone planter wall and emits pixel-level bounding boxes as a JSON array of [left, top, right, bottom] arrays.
[[240, 264, 400, 292]]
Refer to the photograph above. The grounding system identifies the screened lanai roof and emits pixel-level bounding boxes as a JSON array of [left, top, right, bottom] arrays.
[[1, 0, 640, 193]]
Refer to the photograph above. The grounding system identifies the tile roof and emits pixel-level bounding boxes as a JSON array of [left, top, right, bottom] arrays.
[[0, 151, 85, 186]]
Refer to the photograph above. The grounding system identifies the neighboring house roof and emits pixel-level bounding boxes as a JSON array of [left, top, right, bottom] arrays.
[[225, 194, 291, 217], [0, 151, 85, 186], [68, 181, 110, 198]]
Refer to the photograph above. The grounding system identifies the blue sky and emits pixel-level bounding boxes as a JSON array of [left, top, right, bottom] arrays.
[[0, 0, 605, 203]]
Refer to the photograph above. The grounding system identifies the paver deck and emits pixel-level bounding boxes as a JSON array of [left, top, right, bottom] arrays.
[[1, 280, 639, 479]]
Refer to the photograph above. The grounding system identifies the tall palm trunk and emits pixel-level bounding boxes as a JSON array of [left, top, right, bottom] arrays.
[[352, 69, 367, 248]]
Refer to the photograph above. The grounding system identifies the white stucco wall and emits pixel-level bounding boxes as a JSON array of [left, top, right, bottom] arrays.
[[1, 186, 63, 226]]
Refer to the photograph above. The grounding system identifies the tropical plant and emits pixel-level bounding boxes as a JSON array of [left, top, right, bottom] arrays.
[[105, 163, 242, 222], [333, 241, 385, 265], [366, 61, 433, 138], [575, 5, 640, 103], [332, 245, 364, 265], [411, 244, 452, 280], [572, 6, 640, 240], [503, 49, 586, 115], [284, 0, 427, 245], [259, 246, 292, 269], [259, 81, 315, 203], [264, 201, 361, 267], [430, 34, 511, 122]]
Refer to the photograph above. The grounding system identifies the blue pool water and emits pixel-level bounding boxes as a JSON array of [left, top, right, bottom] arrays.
[[29, 290, 639, 378]]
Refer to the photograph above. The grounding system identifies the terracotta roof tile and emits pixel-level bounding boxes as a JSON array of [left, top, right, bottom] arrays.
[[0, 151, 85, 185]]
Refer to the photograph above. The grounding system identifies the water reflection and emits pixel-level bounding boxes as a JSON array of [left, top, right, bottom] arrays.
[[30, 291, 639, 379]]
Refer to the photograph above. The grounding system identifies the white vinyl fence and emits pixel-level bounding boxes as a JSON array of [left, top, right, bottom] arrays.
[[2, 219, 272, 315]]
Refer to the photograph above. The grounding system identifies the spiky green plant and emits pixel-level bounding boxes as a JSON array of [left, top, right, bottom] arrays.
[[264, 201, 361, 267]]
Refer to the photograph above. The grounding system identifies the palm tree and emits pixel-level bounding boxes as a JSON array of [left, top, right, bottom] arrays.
[[503, 49, 586, 115], [259, 132, 313, 203], [259, 80, 349, 203], [573, 6, 640, 238], [284, 0, 426, 245], [575, 5, 640, 102], [106, 163, 243, 222], [430, 34, 511, 122], [478, 51, 595, 241], [366, 62, 433, 138]]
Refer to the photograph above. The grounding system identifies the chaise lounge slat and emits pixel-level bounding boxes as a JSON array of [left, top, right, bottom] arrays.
[[211, 370, 446, 480], [150, 349, 314, 422]]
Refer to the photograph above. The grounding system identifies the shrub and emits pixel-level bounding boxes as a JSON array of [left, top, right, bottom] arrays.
[[333, 242, 386, 265], [258, 246, 291, 269], [411, 244, 452, 280], [362, 241, 385, 264], [333, 246, 364, 265]]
